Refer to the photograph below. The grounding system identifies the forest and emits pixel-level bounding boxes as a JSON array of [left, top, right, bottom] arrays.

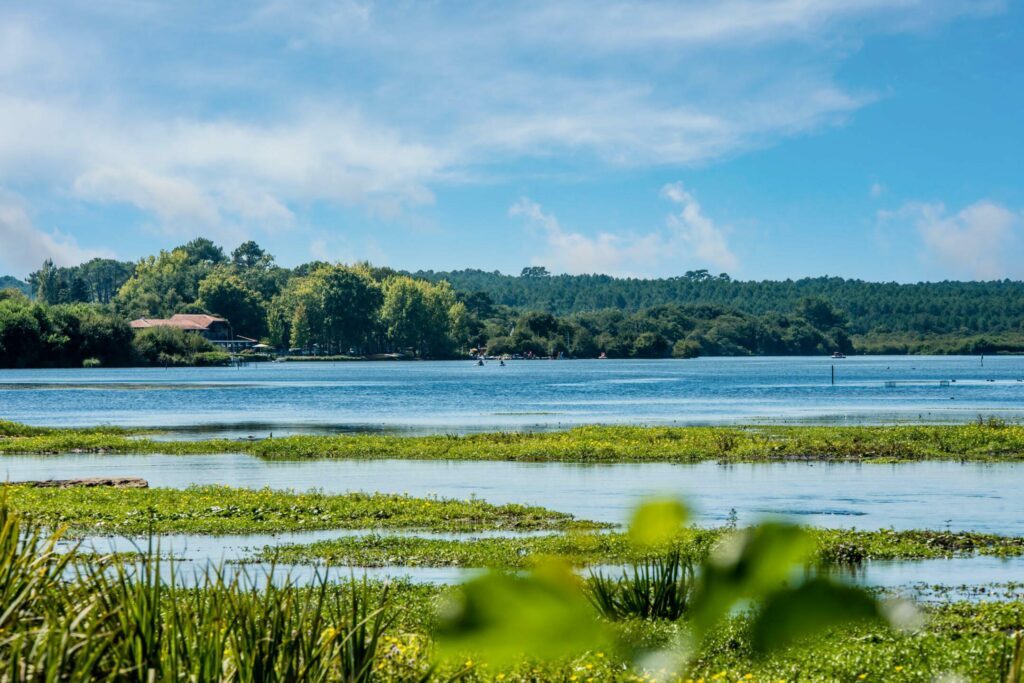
[[0, 239, 1022, 367]]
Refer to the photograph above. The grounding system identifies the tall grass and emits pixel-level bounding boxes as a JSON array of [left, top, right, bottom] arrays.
[[584, 550, 695, 621], [0, 500, 427, 682]]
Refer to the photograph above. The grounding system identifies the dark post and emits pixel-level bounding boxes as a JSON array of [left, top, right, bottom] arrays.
[[831, 364, 835, 386]]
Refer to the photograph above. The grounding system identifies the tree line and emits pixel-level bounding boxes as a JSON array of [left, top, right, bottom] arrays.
[[1, 239, 1022, 368], [414, 268, 1024, 337]]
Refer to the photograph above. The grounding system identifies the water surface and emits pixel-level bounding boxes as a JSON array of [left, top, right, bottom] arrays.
[[3, 356, 1023, 434], [6, 454, 1020, 533]]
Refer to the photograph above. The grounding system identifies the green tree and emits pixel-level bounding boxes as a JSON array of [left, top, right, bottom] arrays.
[[379, 276, 458, 357], [284, 265, 383, 354], [197, 270, 267, 338], [115, 249, 210, 318]]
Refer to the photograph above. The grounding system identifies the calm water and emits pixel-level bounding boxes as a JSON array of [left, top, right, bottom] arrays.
[[6, 455, 1020, 534], [2, 356, 1024, 434]]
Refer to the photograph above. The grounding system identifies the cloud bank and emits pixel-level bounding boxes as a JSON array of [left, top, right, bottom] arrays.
[[510, 184, 737, 276]]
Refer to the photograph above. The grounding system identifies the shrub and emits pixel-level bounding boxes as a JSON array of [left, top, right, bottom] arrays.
[[672, 339, 701, 359], [131, 326, 215, 365], [584, 550, 694, 621]]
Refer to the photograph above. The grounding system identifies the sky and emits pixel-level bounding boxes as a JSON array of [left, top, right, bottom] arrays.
[[0, 0, 1021, 282]]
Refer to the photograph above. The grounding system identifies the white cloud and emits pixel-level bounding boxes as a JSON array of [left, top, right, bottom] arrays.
[[881, 200, 1022, 279], [0, 2, 1005, 255], [510, 198, 664, 275], [661, 183, 738, 272], [0, 92, 443, 239], [510, 185, 737, 276], [870, 182, 886, 198], [74, 167, 221, 227], [0, 196, 111, 276]]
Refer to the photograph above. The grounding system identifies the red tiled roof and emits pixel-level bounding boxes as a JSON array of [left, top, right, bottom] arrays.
[[130, 314, 228, 330]]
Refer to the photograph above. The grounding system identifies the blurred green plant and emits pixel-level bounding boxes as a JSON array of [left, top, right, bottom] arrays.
[[436, 499, 907, 679]]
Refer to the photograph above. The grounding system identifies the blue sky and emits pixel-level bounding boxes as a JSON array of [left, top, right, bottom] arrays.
[[0, 0, 1021, 282]]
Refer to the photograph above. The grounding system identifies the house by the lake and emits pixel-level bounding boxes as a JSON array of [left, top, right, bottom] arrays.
[[129, 314, 255, 351]]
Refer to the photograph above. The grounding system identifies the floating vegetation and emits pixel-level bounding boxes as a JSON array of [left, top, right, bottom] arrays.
[[5, 421, 1024, 462], [1, 484, 605, 536]]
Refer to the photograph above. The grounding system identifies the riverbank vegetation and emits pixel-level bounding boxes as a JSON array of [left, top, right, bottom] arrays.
[[259, 528, 1024, 568], [5, 237, 1024, 367], [4, 421, 1024, 462], [0, 289, 231, 368], [1, 484, 602, 535], [0, 492, 1022, 680]]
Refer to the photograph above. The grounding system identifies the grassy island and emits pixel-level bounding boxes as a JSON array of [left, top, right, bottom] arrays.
[[1, 485, 604, 536], [4, 420, 1024, 462]]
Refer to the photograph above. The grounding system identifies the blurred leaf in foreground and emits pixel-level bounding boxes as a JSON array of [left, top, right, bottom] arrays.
[[628, 499, 689, 551], [434, 561, 612, 668], [690, 522, 814, 637], [750, 577, 887, 652]]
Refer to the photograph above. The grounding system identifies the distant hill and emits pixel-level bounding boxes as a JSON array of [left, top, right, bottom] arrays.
[[413, 269, 1024, 337], [0, 276, 30, 296]]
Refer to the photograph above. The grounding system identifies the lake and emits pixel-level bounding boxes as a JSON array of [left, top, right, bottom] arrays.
[[2, 356, 1023, 435], [5, 454, 1020, 534]]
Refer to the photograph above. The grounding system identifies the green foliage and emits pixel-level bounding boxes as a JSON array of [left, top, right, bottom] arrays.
[[749, 577, 886, 652], [258, 526, 1024, 569], [7, 422, 1024, 463], [2, 484, 599, 535], [115, 248, 211, 319], [272, 264, 383, 354], [437, 500, 897, 679], [0, 296, 134, 368], [585, 550, 695, 621], [380, 276, 459, 357], [628, 499, 689, 550], [436, 562, 614, 668], [197, 269, 267, 337], [130, 325, 216, 366], [15, 238, 1024, 365], [416, 268, 1024, 339], [0, 275, 32, 297], [0, 499, 407, 682], [28, 257, 135, 304]]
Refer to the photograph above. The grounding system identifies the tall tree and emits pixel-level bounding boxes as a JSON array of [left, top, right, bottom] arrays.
[[197, 270, 267, 337]]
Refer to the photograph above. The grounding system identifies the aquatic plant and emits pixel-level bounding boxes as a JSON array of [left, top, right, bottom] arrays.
[[1, 484, 604, 535], [584, 550, 695, 621], [259, 527, 1024, 568], [5, 421, 1024, 462]]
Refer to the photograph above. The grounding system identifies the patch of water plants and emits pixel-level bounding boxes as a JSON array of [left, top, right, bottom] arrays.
[[257, 527, 1024, 568], [1, 484, 605, 535], [1, 496, 1023, 681], [4, 420, 1024, 462]]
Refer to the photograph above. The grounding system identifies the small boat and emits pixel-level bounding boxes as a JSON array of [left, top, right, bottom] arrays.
[[476, 359, 484, 366], [598, 352, 607, 360], [831, 352, 846, 359]]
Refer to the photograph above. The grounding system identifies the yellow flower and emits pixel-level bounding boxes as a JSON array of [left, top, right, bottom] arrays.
[[894, 666, 904, 672]]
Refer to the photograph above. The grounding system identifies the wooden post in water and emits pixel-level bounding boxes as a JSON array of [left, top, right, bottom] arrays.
[[831, 364, 835, 386]]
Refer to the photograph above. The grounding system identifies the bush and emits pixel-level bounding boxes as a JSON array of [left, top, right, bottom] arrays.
[[193, 351, 232, 366], [132, 326, 215, 366], [584, 550, 694, 621], [672, 339, 701, 359], [82, 357, 102, 368]]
